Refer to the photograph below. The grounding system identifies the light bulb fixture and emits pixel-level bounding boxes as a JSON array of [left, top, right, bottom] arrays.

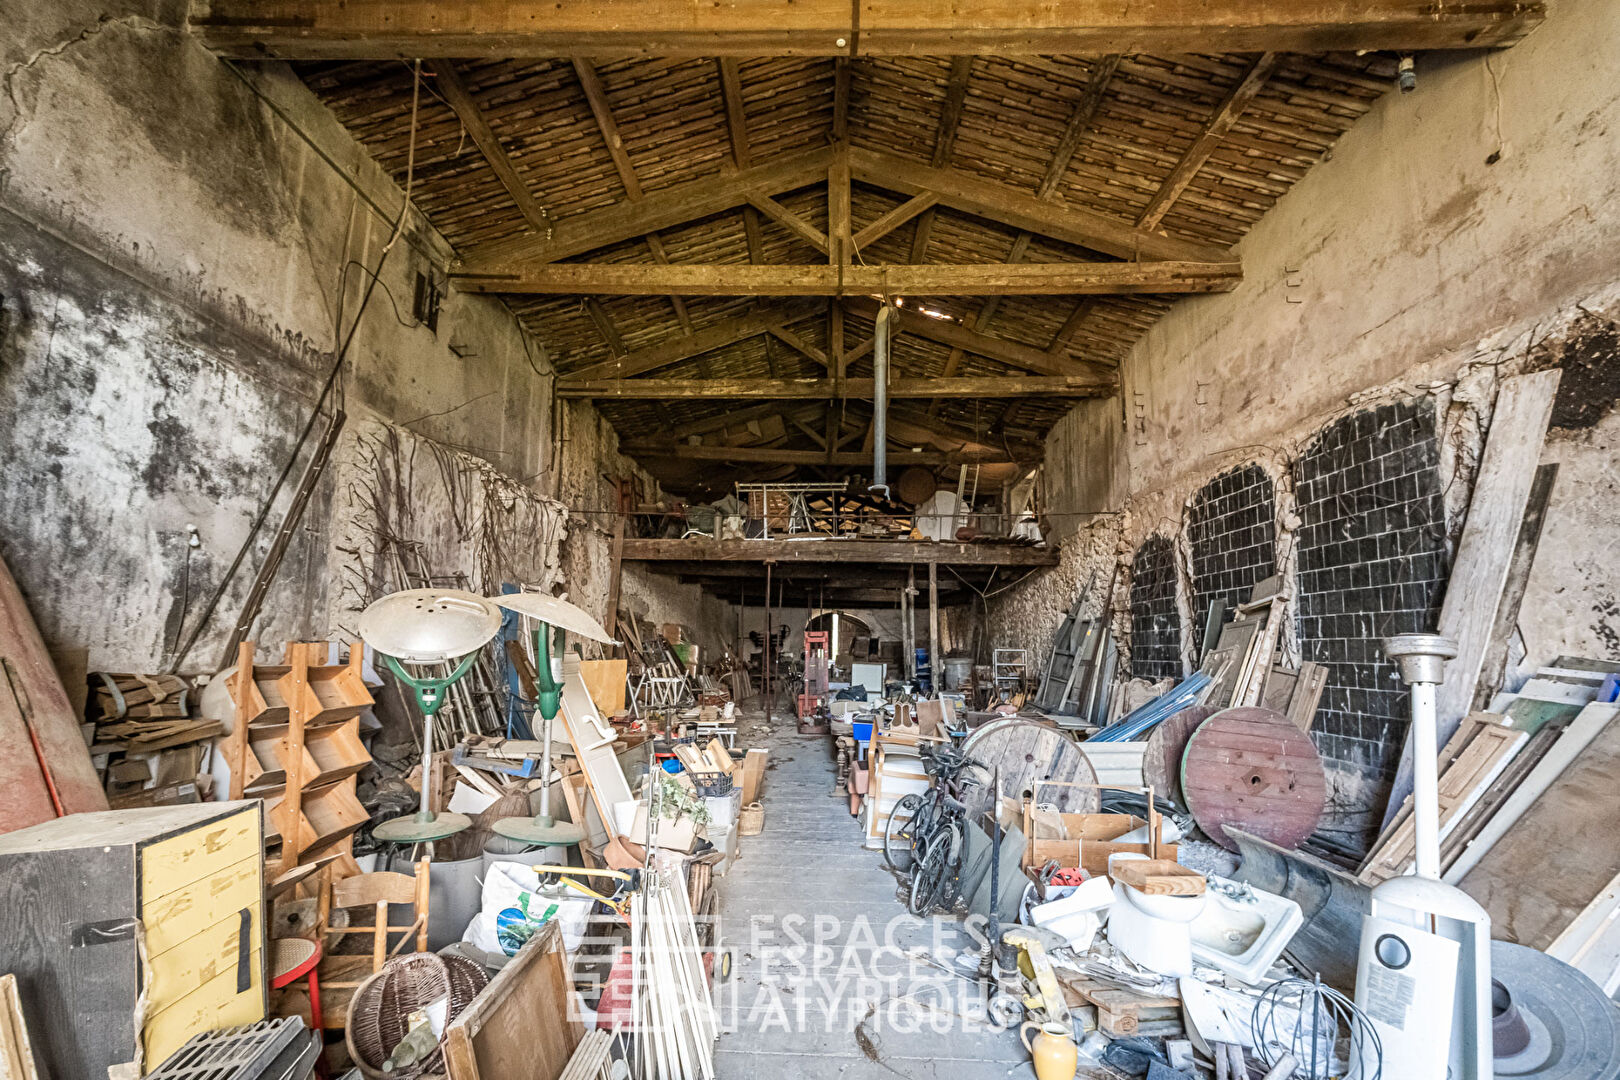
[[1398, 55, 1417, 94]]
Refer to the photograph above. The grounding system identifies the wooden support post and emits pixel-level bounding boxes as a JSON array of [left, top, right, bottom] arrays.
[[227, 641, 256, 800], [606, 514, 626, 656], [905, 566, 917, 682], [764, 561, 773, 723], [928, 562, 940, 696]]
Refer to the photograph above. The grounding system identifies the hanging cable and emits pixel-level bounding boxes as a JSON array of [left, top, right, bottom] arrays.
[[167, 61, 426, 673]]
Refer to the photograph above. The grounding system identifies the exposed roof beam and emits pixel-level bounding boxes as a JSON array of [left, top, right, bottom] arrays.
[[194, 2, 1545, 59], [456, 146, 832, 272], [846, 147, 1234, 264], [931, 57, 975, 168], [455, 261, 1241, 296], [747, 192, 829, 254], [844, 297, 1110, 379], [715, 58, 752, 169], [557, 374, 1113, 399], [585, 298, 627, 354], [562, 302, 820, 381], [852, 192, 939, 251], [1038, 54, 1122, 199], [428, 62, 550, 232], [1137, 53, 1282, 230], [622, 537, 1059, 567], [766, 325, 831, 369], [617, 444, 1024, 466]]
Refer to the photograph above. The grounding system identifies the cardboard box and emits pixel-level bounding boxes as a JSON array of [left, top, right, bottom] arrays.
[[628, 804, 702, 853], [1024, 807, 1176, 878]]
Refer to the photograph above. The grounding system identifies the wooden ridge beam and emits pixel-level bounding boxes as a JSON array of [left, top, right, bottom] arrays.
[[194, 2, 1545, 59], [561, 302, 820, 381], [456, 146, 832, 271], [455, 261, 1241, 296], [843, 296, 1110, 379], [846, 146, 1234, 265], [1137, 53, 1282, 230], [617, 444, 1025, 466], [429, 62, 550, 232], [557, 374, 1113, 399]]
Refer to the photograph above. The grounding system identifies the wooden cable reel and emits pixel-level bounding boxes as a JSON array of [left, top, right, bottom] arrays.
[[1141, 704, 1219, 807], [1180, 707, 1326, 852], [960, 718, 1099, 820]]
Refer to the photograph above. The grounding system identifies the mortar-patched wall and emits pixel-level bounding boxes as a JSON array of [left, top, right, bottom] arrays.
[[1187, 464, 1276, 646], [1295, 400, 1449, 792], [1129, 535, 1182, 679]]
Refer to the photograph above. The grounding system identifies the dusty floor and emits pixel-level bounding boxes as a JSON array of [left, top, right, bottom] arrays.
[[713, 704, 1120, 1080]]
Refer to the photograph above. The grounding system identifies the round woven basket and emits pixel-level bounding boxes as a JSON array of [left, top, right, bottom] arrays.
[[738, 801, 764, 836], [344, 952, 490, 1078]]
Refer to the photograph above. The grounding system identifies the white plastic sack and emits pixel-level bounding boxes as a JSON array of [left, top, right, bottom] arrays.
[[462, 861, 593, 956]]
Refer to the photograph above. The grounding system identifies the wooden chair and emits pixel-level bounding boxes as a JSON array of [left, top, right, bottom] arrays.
[[314, 860, 431, 1027]]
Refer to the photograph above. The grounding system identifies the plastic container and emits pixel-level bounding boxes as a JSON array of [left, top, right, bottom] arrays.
[[704, 790, 742, 828], [852, 721, 874, 744]]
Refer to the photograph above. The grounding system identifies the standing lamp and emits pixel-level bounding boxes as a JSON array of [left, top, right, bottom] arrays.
[[490, 592, 617, 847], [359, 589, 503, 844]]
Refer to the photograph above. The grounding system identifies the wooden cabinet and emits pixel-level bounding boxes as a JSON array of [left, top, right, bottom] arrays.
[[0, 801, 265, 1076]]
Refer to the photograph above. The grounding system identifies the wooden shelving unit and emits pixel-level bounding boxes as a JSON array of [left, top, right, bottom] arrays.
[[223, 640, 374, 877]]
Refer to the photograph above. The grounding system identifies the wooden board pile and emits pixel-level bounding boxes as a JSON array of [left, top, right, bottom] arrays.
[[1195, 580, 1323, 726], [1356, 657, 1620, 993], [631, 864, 717, 1080], [91, 673, 223, 755]]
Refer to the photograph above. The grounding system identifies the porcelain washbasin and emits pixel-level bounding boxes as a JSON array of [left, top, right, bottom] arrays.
[[1188, 875, 1303, 985]]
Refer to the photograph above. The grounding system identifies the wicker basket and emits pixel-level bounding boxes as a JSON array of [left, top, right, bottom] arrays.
[[738, 801, 764, 836]]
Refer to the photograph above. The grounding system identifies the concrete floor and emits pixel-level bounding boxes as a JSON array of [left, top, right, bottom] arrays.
[[712, 706, 1047, 1080]]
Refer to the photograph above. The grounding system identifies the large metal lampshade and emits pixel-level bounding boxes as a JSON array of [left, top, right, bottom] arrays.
[[358, 589, 503, 844]]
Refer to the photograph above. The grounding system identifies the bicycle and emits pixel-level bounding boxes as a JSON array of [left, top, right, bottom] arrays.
[[882, 745, 987, 915]]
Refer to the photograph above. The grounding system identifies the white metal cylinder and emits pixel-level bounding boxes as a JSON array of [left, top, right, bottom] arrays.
[[1409, 680, 1442, 879]]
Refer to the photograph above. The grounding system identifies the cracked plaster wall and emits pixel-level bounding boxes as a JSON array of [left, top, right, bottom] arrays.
[[0, 1, 725, 671]]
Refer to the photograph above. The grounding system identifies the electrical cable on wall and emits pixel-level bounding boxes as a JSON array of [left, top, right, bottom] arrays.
[[166, 60, 428, 673]]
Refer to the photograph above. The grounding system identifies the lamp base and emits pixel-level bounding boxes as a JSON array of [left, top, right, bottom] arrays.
[[373, 811, 472, 843], [493, 814, 586, 846]]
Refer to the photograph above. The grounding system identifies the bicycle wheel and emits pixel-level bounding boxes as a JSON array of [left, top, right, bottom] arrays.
[[929, 819, 967, 912], [884, 793, 925, 872], [908, 820, 963, 916]]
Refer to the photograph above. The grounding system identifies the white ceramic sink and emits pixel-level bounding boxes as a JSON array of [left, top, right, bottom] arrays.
[[1189, 875, 1303, 985]]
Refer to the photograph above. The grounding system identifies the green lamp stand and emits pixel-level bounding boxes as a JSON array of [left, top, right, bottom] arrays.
[[489, 592, 617, 848], [358, 588, 504, 846]]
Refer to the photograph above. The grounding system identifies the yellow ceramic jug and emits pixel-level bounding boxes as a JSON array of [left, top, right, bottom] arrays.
[[1020, 1021, 1077, 1080]]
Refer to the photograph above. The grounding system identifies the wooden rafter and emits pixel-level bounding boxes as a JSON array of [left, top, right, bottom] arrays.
[[846, 147, 1234, 264], [455, 261, 1241, 296], [428, 62, 550, 232], [852, 192, 939, 251], [556, 374, 1113, 399], [747, 192, 829, 254], [843, 297, 1109, 379], [1137, 53, 1282, 230], [457, 146, 833, 271], [931, 57, 975, 168], [616, 444, 1023, 466], [1038, 54, 1122, 199], [197, 2, 1545, 59], [562, 302, 821, 380], [716, 58, 751, 169]]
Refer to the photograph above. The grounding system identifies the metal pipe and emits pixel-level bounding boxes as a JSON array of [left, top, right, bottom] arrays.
[[870, 303, 893, 497], [1382, 633, 1459, 880]]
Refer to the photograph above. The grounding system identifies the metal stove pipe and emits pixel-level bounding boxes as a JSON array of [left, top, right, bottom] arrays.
[[870, 303, 893, 498]]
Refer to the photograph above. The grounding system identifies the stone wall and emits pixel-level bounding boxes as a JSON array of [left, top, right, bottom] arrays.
[[988, 0, 1620, 849]]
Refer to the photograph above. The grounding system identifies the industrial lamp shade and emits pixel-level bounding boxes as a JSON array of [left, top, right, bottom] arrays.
[[492, 592, 616, 645], [357, 589, 502, 663]]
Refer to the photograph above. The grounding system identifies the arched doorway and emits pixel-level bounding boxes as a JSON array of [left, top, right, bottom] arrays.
[[805, 610, 871, 660]]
